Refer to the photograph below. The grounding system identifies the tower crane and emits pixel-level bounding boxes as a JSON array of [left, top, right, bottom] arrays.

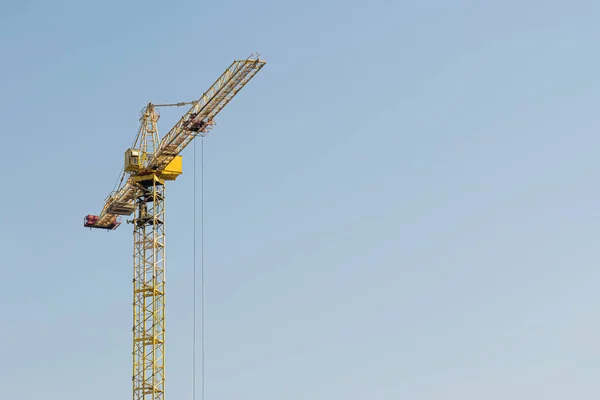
[[84, 53, 266, 400]]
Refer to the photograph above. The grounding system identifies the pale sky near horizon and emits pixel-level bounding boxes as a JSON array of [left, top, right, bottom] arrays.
[[2, 1, 600, 399]]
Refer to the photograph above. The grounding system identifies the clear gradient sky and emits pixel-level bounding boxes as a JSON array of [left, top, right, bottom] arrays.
[[1, 0, 600, 399]]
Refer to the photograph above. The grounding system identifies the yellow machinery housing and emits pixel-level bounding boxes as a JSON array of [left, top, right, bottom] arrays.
[[160, 156, 182, 181]]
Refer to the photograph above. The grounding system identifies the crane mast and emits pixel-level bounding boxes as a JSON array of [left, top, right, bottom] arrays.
[[84, 54, 266, 400], [131, 105, 166, 400]]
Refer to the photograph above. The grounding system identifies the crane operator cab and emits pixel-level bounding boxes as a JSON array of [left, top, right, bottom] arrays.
[[124, 148, 142, 172]]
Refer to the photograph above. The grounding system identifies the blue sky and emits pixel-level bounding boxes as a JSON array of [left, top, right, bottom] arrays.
[[1, 0, 600, 398]]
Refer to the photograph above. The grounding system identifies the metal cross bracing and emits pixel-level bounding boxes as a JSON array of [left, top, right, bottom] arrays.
[[150, 53, 265, 171], [83, 53, 266, 400], [87, 54, 265, 231], [135, 104, 160, 164], [132, 177, 166, 400]]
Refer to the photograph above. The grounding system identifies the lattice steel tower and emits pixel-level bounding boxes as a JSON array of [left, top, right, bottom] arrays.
[[84, 54, 266, 400], [132, 106, 166, 399]]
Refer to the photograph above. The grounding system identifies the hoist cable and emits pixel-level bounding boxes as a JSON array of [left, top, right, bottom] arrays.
[[193, 139, 197, 400], [193, 138, 206, 400], [201, 137, 205, 400]]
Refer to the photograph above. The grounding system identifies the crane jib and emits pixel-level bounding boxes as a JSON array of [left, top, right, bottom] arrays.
[[84, 53, 265, 231]]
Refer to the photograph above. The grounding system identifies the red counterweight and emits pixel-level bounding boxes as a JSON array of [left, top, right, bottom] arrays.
[[84, 214, 122, 230], [84, 215, 99, 228]]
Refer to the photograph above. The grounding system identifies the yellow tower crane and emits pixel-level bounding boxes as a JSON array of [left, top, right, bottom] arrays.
[[84, 53, 266, 400]]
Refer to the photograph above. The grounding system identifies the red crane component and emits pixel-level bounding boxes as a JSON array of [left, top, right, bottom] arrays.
[[186, 114, 215, 132], [84, 214, 121, 230]]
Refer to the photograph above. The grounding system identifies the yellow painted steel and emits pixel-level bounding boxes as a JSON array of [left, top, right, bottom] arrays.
[[125, 149, 143, 172], [91, 53, 266, 229], [84, 53, 266, 400], [133, 174, 165, 185], [132, 174, 166, 400], [160, 156, 182, 181]]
